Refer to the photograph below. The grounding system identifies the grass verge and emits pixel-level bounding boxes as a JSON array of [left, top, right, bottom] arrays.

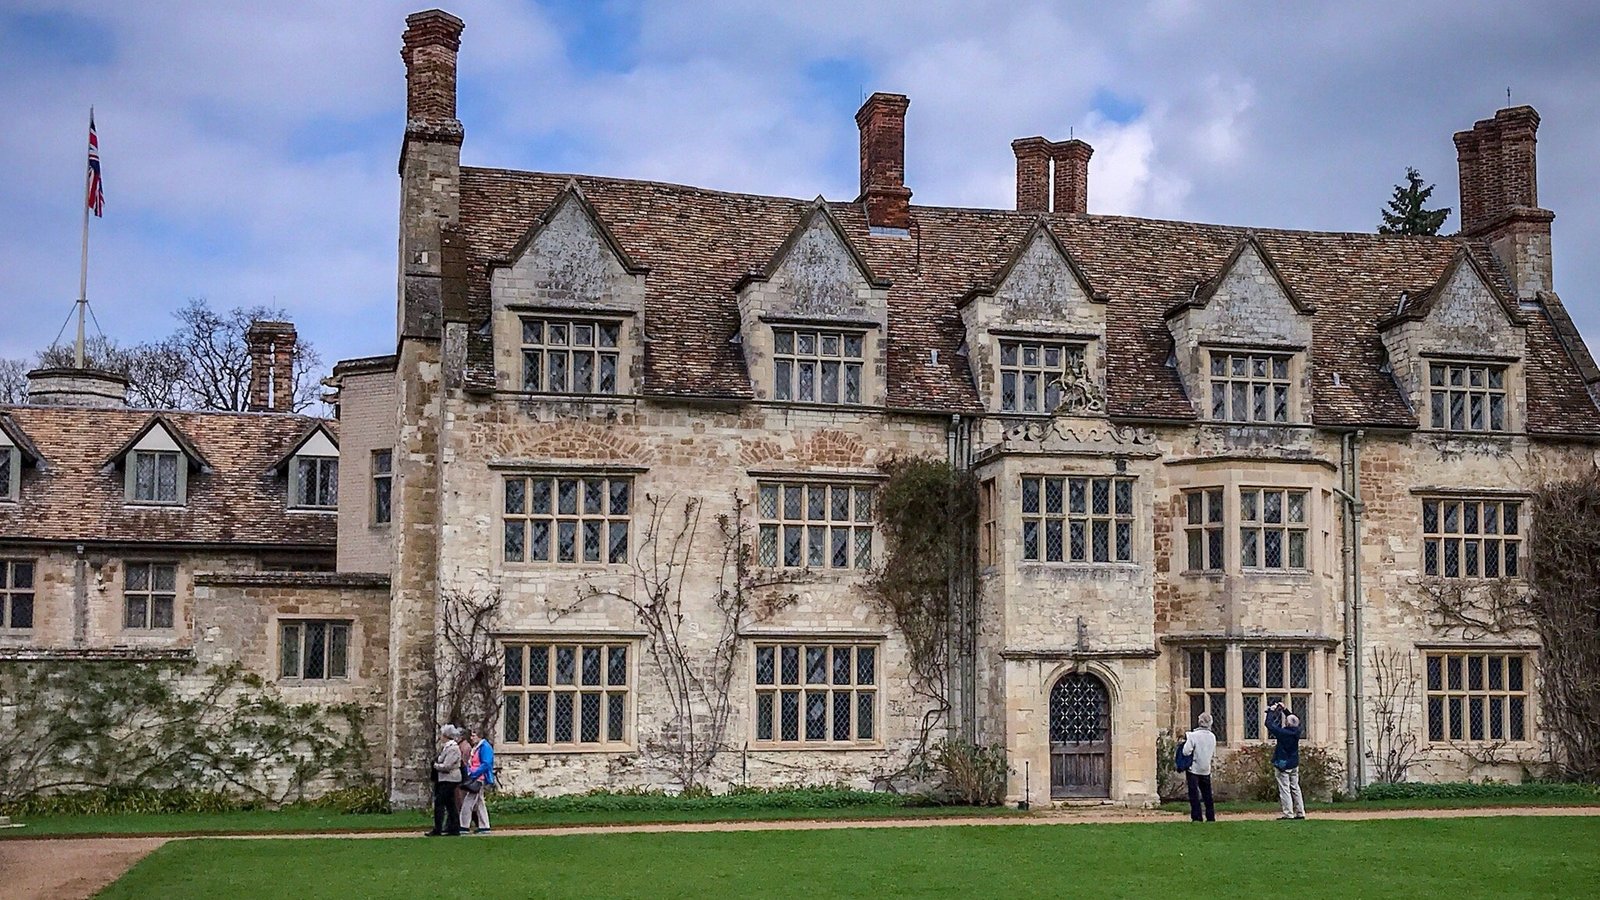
[[101, 817, 1600, 899]]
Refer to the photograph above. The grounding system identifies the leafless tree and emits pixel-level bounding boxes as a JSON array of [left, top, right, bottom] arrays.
[[0, 358, 26, 404]]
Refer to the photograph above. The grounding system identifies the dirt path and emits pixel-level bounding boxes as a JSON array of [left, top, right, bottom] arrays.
[[4, 805, 1599, 899], [0, 837, 165, 900]]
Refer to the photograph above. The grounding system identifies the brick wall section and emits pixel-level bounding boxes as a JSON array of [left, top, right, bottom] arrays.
[[401, 10, 464, 126], [335, 360, 398, 574], [1050, 139, 1092, 215]]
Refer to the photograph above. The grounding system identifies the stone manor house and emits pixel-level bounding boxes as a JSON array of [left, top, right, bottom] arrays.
[[7, 7, 1600, 807]]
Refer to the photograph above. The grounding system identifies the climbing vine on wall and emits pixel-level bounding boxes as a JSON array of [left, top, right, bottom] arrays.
[[868, 456, 979, 784], [0, 660, 373, 807], [432, 586, 505, 739], [1528, 473, 1600, 782]]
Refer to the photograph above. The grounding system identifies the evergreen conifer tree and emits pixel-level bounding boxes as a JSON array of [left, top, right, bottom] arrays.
[[1379, 167, 1452, 235]]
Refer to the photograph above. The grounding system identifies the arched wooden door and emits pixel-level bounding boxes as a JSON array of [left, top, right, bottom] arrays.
[[1049, 672, 1111, 798]]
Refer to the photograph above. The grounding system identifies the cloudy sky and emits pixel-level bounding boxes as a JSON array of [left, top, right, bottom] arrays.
[[3, 1, 1599, 370]]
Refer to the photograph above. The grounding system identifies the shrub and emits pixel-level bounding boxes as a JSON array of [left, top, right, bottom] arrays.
[[929, 740, 1008, 806], [1356, 781, 1600, 802], [295, 782, 391, 815], [0, 786, 262, 818], [1215, 744, 1343, 802], [1155, 733, 1187, 801]]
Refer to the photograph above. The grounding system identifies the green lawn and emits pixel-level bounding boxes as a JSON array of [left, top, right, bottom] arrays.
[[4, 802, 1013, 838], [1158, 796, 1600, 814], [102, 817, 1600, 899]]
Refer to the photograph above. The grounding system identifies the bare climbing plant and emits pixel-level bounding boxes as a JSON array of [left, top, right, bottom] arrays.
[[1368, 648, 1422, 784], [553, 493, 800, 792], [434, 586, 505, 738], [1413, 576, 1531, 639], [1527, 473, 1600, 781]]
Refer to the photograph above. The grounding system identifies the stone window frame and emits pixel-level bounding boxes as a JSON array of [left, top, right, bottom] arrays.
[[1, 559, 34, 631], [500, 640, 634, 752], [371, 449, 393, 526], [1240, 647, 1313, 741], [123, 561, 178, 630], [279, 619, 352, 681], [1421, 496, 1522, 579], [1424, 650, 1531, 744], [290, 455, 339, 511], [770, 326, 867, 406], [1182, 487, 1226, 573], [750, 640, 880, 749], [756, 480, 876, 571], [998, 338, 1086, 414], [518, 315, 625, 396], [501, 473, 633, 567], [1019, 474, 1136, 565], [127, 449, 185, 506], [1427, 360, 1508, 433], [1183, 647, 1228, 739], [1238, 486, 1310, 571], [978, 478, 999, 568], [1205, 348, 1296, 424]]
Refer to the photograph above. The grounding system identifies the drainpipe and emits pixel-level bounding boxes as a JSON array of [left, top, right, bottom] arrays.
[[1336, 430, 1368, 795]]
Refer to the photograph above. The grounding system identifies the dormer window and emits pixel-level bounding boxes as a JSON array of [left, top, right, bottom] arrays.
[[0, 444, 15, 501], [1428, 362, 1507, 432], [1208, 351, 1292, 424], [1000, 340, 1085, 414], [131, 450, 183, 505], [773, 328, 864, 405], [520, 316, 622, 395], [292, 456, 339, 509]]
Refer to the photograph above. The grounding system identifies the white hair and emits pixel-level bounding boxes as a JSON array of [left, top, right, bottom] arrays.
[[1287, 714, 1301, 729], [1198, 711, 1213, 728]]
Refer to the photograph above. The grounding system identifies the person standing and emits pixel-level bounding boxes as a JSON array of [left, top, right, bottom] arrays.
[[1181, 711, 1218, 822], [1266, 703, 1306, 820], [459, 727, 496, 834], [427, 725, 464, 836]]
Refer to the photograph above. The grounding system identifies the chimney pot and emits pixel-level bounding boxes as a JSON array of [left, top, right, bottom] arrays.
[[1012, 137, 1051, 213], [247, 320, 298, 413], [855, 92, 913, 230], [1050, 139, 1093, 215]]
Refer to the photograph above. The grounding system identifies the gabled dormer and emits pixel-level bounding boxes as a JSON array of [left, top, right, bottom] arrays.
[[1380, 248, 1528, 433], [1166, 234, 1315, 425], [0, 413, 45, 502], [268, 422, 340, 511], [736, 198, 890, 407], [489, 181, 649, 397], [102, 415, 211, 507], [959, 218, 1108, 416]]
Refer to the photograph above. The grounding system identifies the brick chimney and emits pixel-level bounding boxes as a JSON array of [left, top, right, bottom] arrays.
[[1013, 137, 1051, 213], [402, 10, 464, 135], [1454, 106, 1553, 297], [1050, 139, 1093, 215], [856, 93, 913, 231], [398, 9, 465, 342], [246, 320, 297, 413]]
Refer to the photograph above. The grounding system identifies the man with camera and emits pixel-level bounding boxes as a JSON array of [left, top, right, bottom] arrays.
[[1265, 701, 1306, 820]]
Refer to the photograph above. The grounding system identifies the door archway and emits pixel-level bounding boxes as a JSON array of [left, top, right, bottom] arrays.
[[1049, 671, 1112, 798]]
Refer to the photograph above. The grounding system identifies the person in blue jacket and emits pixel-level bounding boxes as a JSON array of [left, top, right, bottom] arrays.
[[459, 727, 496, 834], [1266, 702, 1305, 820]]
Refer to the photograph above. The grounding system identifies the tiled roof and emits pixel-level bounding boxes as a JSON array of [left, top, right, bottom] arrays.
[[455, 168, 1600, 435], [0, 406, 337, 548]]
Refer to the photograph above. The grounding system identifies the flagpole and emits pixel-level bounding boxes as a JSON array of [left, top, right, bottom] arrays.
[[76, 106, 92, 369]]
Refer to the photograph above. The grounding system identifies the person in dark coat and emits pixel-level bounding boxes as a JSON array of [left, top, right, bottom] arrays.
[[1266, 703, 1305, 820]]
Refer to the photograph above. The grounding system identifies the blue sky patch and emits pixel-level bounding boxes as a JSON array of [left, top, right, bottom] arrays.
[[1090, 88, 1145, 125]]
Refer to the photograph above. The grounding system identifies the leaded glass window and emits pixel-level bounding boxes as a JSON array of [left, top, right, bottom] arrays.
[[123, 561, 177, 629], [1422, 498, 1520, 579], [999, 340, 1085, 413], [1239, 487, 1309, 570], [280, 620, 351, 680], [753, 641, 878, 745], [503, 475, 631, 564], [293, 456, 339, 509], [1020, 475, 1135, 563], [131, 450, 182, 504], [772, 329, 865, 405], [1428, 362, 1507, 432], [756, 482, 874, 570], [502, 642, 631, 748], [1184, 647, 1228, 740], [1208, 351, 1292, 423], [1, 560, 33, 630], [520, 317, 622, 395], [1425, 651, 1529, 743], [1184, 488, 1225, 572], [1242, 648, 1312, 740]]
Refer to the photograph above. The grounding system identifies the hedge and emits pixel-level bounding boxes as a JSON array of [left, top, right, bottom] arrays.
[[1357, 781, 1600, 802]]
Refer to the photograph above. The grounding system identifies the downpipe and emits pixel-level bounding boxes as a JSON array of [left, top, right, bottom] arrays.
[[1335, 430, 1368, 795]]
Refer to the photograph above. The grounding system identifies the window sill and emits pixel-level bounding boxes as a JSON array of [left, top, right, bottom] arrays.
[[287, 507, 338, 514], [278, 677, 353, 685], [749, 742, 886, 753], [1424, 740, 1536, 750], [1239, 569, 1314, 578], [123, 502, 186, 510], [498, 745, 636, 756], [1018, 561, 1139, 570], [499, 562, 631, 572]]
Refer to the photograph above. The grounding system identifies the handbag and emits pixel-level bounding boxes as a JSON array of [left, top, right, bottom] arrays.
[[463, 778, 484, 794], [1175, 742, 1194, 773]]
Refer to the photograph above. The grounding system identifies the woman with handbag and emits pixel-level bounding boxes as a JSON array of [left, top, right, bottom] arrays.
[[459, 727, 496, 834]]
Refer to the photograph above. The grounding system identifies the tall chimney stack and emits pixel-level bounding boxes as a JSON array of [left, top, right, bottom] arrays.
[[1050, 139, 1093, 215], [247, 320, 297, 413], [402, 10, 465, 135], [398, 9, 465, 343], [1454, 106, 1553, 297], [1013, 137, 1051, 213], [855, 93, 913, 231]]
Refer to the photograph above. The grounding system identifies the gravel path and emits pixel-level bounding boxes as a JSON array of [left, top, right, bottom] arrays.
[[4, 805, 1597, 900]]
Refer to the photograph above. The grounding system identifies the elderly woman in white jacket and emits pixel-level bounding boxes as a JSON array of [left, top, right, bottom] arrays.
[[427, 725, 464, 836]]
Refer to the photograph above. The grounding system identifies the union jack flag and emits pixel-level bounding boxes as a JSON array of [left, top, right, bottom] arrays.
[[86, 112, 104, 217]]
